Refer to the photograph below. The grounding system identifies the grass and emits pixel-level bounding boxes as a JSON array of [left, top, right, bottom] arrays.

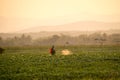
[[0, 45, 120, 80]]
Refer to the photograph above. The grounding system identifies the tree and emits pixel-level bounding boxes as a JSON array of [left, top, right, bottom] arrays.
[[0, 36, 3, 46], [110, 34, 120, 45], [49, 35, 60, 45]]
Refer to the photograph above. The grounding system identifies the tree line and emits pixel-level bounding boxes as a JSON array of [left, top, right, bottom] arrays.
[[0, 33, 120, 47]]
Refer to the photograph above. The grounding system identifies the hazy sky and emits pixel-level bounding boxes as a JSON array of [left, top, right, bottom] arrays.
[[0, 0, 120, 32]]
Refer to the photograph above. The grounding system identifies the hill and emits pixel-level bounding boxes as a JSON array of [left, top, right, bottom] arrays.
[[18, 21, 120, 33]]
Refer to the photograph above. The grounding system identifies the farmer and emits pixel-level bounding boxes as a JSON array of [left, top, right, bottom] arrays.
[[49, 45, 56, 55]]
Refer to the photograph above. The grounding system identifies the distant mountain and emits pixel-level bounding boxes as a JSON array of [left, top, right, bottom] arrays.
[[0, 16, 120, 33], [18, 21, 120, 33]]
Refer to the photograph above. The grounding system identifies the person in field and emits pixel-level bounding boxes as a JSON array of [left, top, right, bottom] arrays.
[[49, 45, 56, 55]]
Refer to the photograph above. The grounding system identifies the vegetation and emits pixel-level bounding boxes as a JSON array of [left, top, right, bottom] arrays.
[[0, 32, 120, 47], [0, 46, 120, 80]]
